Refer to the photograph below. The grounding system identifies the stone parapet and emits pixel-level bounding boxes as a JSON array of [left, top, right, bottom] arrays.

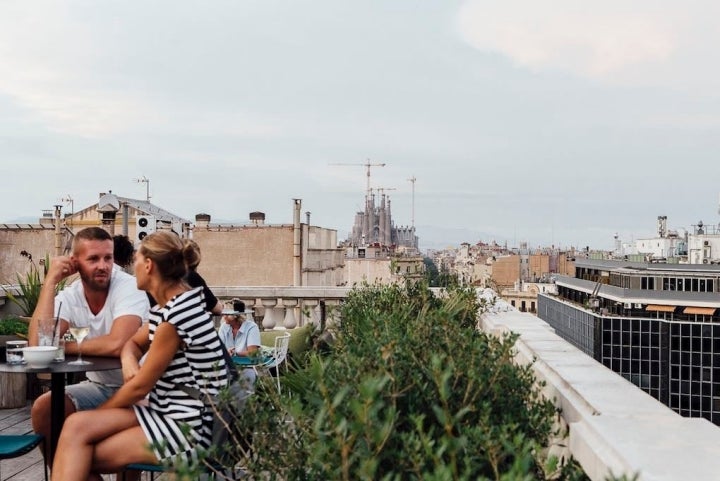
[[211, 286, 352, 300], [480, 309, 720, 481]]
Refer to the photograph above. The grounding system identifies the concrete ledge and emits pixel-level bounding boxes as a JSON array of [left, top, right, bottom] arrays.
[[480, 310, 720, 481]]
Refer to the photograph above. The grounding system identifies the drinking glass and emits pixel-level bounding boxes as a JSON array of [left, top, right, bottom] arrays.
[[37, 318, 56, 347], [67, 313, 92, 366]]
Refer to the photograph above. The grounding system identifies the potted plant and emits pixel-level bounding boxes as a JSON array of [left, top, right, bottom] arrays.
[[0, 315, 30, 407], [0, 315, 28, 357], [3, 250, 66, 318]]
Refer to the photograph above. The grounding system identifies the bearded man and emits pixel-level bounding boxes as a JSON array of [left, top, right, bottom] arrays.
[[28, 226, 149, 467]]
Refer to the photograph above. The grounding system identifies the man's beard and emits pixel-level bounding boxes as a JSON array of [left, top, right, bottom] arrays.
[[80, 270, 110, 292]]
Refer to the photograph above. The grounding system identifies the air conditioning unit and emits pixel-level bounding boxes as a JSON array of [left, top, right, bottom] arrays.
[[623, 302, 632, 309], [135, 215, 156, 243], [703, 259, 709, 264], [634, 303, 643, 309]]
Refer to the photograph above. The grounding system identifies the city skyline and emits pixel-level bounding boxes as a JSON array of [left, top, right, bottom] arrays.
[[1, 1, 720, 250]]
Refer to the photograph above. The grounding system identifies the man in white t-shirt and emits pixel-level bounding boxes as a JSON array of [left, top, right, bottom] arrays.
[[28, 227, 149, 466]]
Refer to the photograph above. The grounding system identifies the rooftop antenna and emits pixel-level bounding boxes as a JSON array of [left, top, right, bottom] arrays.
[[59, 195, 74, 216], [407, 175, 416, 229], [133, 176, 150, 201], [60, 195, 74, 229]]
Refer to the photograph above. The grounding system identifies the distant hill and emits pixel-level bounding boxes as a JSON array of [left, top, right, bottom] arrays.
[[2, 216, 38, 224], [417, 225, 501, 252]]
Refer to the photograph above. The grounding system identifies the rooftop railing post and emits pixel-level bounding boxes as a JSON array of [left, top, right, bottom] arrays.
[[301, 299, 319, 327], [282, 299, 298, 329], [261, 299, 278, 330]]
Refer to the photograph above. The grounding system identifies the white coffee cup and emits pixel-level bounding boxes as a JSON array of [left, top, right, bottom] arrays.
[[6, 340, 28, 364]]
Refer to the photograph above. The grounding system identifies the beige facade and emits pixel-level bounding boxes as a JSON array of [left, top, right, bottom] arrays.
[[345, 258, 393, 285], [0, 226, 67, 282], [492, 252, 575, 288], [391, 256, 425, 281], [0, 195, 345, 289], [499, 282, 557, 313], [557, 254, 575, 278], [192, 224, 345, 287], [344, 243, 425, 286], [491, 255, 521, 289], [528, 254, 550, 280]]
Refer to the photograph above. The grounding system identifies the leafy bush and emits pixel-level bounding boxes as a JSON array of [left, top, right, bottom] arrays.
[[0, 317, 29, 337], [214, 282, 587, 480]]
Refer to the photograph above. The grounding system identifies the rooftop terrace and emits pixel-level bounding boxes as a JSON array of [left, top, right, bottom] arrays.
[[3, 287, 720, 479]]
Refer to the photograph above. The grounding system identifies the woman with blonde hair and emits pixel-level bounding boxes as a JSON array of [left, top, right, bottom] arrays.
[[52, 231, 228, 480]]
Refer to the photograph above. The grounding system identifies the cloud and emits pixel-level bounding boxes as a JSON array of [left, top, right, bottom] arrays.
[[456, 0, 677, 80], [0, 4, 146, 137]]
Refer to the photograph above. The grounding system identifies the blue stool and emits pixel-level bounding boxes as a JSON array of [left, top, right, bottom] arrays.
[[123, 461, 237, 480], [0, 434, 48, 481], [122, 463, 168, 480]]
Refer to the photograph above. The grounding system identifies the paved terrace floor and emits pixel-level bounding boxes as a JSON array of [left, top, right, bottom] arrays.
[[0, 402, 170, 481]]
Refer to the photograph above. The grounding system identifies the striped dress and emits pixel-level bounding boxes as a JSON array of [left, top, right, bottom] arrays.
[[133, 287, 228, 463]]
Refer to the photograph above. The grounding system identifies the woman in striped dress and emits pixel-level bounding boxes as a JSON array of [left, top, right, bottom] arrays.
[[52, 231, 228, 480]]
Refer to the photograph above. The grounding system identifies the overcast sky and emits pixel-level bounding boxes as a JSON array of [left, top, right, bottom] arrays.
[[1, 1, 719, 251]]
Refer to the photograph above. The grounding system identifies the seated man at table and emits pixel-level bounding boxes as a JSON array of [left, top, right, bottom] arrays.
[[27, 226, 150, 466], [219, 299, 261, 386]]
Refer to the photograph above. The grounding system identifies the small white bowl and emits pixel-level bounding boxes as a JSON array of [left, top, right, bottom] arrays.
[[22, 346, 59, 369]]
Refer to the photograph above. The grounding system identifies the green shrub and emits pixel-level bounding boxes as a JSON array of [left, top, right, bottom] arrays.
[[218, 282, 584, 480], [0, 317, 30, 337]]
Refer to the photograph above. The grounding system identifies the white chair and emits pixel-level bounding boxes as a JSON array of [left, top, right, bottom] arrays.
[[254, 332, 291, 393]]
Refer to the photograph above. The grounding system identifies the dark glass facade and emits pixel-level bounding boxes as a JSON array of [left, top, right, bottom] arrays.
[[539, 295, 719, 424], [600, 316, 668, 403]]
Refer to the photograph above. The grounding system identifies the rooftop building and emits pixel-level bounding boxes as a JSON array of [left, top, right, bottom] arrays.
[[539, 258, 720, 424]]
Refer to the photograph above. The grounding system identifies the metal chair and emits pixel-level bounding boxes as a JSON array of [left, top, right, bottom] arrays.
[[0, 434, 48, 481], [254, 332, 291, 393]]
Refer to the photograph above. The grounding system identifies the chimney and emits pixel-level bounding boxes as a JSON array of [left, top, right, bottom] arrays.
[[250, 211, 265, 226], [293, 199, 301, 286], [195, 213, 211, 228]]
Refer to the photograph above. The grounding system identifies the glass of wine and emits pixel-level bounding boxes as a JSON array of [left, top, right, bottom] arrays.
[[67, 314, 92, 366]]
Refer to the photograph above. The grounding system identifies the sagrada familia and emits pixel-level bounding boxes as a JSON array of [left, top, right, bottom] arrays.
[[346, 190, 418, 251]]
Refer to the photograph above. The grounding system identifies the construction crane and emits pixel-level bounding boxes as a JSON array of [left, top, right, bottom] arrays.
[[372, 186, 397, 197], [329, 160, 386, 196], [407, 175, 416, 229]]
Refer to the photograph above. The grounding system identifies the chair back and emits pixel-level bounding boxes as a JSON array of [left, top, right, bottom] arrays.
[[254, 332, 292, 393], [258, 332, 291, 368], [273, 332, 291, 366]]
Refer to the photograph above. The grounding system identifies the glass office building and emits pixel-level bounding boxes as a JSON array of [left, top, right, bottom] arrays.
[[538, 259, 720, 424]]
